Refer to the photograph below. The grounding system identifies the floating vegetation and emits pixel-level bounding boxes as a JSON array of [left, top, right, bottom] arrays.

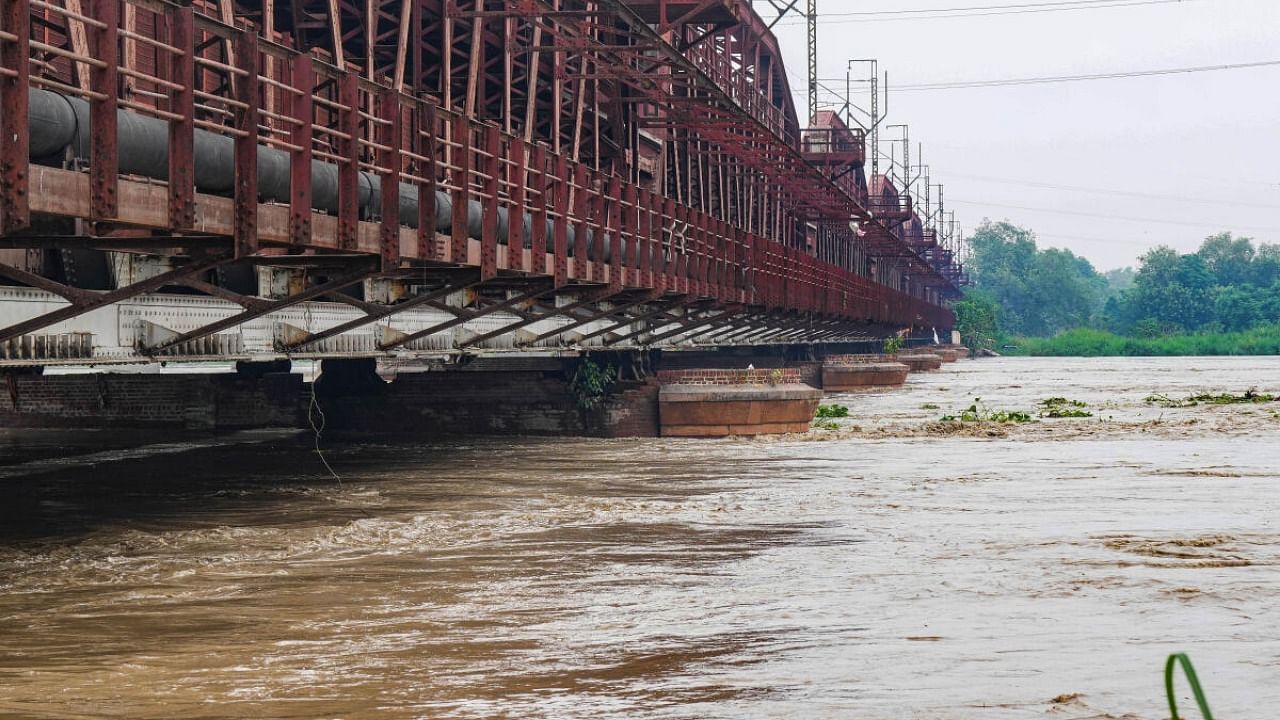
[[811, 419, 841, 431], [920, 403, 941, 410], [940, 398, 1034, 424], [1040, 397, 1093, 418], [1144, 388, 1278, 408], [815, 404, 850, 418], [1191, 389, 1277, 404]]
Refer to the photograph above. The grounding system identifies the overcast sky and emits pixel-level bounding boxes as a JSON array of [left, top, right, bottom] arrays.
[[759, 0, 1280, 271]]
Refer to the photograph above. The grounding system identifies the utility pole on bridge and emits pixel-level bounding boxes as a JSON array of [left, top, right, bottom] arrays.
[[807, 0, 818, 124]]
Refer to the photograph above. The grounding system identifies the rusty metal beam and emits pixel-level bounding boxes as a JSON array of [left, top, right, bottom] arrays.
[[378, 282, 554, 350], [143, 261, 381, 354], [455, 286, 621, 349], [0, 253, 233, 343], [577, 296, 704, 344], [605, 303, 739, 346], [283, 273, 484, 350], [637, 306, 746, 346], [524, 289, 662, 344]]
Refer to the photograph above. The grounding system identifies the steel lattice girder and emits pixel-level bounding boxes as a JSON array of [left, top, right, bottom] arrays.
[[0, 0, 960, 349]]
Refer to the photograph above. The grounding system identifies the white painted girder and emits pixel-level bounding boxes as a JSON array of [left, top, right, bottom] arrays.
[[0, 287, 818, 366], [0, 286, 605, 365]]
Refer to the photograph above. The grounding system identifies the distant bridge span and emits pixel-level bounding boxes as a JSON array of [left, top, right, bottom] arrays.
[[0, 0, 965, 367]]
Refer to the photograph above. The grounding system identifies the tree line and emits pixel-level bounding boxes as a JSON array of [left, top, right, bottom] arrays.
[[952, 221, 1280, 351]]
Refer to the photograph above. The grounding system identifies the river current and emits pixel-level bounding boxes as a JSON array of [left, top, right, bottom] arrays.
[[1, 356, 1277, 718]]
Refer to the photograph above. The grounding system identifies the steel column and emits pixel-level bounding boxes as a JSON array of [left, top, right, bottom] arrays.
[[0, 0, 31, 233]]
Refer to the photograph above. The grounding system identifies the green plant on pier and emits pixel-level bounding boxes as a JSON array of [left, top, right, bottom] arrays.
[[883, 335, 905, 354], [569, 357, 616, 410]]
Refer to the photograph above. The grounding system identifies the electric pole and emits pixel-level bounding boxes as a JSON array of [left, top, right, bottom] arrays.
[[807, 0, 817, 124], [870, 69, 878, 180]]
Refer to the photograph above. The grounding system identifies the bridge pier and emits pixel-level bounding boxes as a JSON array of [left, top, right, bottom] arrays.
[[0, 366, 302, 430], [0, 337, 971, 436], [312, 356, 662, 439], [311, 350, 838, 440], [820, 360, 911, 391], [894, 352, 945, 372], [655, 369, 822, 438]]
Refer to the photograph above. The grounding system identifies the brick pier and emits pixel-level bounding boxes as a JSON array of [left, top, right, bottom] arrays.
[[655, 369, 822, 437]]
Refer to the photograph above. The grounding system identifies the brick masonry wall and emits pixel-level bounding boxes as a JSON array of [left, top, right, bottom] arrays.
[[0, 373, 302, 430], [787, 361, 822, 389], [658, 352, 786, 370], [822, 353, 889, 364], [598, 380, 661, 439], [318, 370, 660, 438], [656, 368, 804, 386]]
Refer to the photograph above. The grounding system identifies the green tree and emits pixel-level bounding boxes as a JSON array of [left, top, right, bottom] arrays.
[[1213, 285, 1262, 331], [966, 220, 1105, 336], [1251, 243, 1280, 287], [953, 288, 1000, 350], [1126, 246, 1216, 331], [967, 221, 1038, 334], [1102, 267, 1136, 297], [968, 225, 1278, 345], [1198, 232, 1255, 286]]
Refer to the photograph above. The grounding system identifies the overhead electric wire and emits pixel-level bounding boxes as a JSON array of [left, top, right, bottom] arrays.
[[950, 198, 1280, 233], [773, 0, 1194, 24], [887, 58, 1280, 90], [940, 172, 1280, 210], [795, 0, 1185, 16], [1031, 231, 1161, 247]]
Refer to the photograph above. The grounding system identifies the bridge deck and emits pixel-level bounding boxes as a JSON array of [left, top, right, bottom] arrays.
[[0, 0, 961, 365]]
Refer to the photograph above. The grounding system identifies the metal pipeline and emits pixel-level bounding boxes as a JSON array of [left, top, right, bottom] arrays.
[[25, 88, 634, 262]]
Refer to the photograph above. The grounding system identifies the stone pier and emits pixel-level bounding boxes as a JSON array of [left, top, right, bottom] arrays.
[[0, 365, 302, 430], [820, 358, 910, 391], [894, 352, 944, 372], [931, 347, 960, 363], [656, 369, 822, 438]]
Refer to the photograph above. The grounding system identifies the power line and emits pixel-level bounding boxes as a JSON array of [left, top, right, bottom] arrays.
[[774, 0, 1194, 24], [943, 172, 1280, 210], [804, 0, 1179, 16], [885, 59, 1280, 91], [950, 198, 1280, 233], [1033, 231, 1160, 247]]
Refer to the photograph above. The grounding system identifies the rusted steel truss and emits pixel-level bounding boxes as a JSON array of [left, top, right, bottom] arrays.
[[0, 0, 960, 361]]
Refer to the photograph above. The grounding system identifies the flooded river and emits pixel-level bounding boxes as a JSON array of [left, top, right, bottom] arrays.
[[1, 356, 1277, 718]]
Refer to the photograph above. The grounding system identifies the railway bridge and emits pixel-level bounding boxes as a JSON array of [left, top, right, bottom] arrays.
[[0, 0, 969, 437]]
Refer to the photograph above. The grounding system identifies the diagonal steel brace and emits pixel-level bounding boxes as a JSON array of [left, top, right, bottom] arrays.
[[0, 253, 233, 344]]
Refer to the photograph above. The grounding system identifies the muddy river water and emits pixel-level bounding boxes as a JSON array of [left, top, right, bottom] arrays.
[[1, 356, 1277, 718]]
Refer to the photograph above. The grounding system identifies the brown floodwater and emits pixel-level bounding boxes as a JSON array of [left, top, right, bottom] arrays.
[[1, 356, 1278, 719]]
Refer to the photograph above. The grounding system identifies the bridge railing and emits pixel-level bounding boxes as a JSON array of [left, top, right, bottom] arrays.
[[0, 0, 954, 331]]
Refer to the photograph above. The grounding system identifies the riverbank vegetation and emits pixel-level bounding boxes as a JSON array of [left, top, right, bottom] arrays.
[[953, 221, 1280, 356], [1013, 326, 1280, 356]]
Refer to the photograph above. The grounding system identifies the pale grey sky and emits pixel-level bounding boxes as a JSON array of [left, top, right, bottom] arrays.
[[762, 0, 1280, 271]]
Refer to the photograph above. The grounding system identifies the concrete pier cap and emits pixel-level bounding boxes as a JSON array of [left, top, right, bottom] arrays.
[[821, 361, 910, 391], [894, 352, 944, 372], [657, 369, 821, 438], [930, 347, 960, 363]]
